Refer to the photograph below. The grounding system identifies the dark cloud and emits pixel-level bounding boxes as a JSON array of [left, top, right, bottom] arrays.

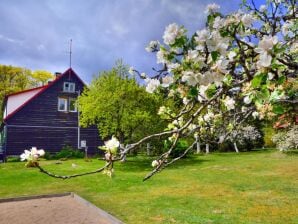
[[0, 0, 243, 83]]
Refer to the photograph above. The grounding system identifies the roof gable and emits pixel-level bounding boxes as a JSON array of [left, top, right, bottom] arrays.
[[3, 68, 85, 122]]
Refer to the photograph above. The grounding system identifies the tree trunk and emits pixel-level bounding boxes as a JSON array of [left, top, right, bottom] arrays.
[[196, 135, 201, 154], [120, 143, 126, 162], [233, 142, 239, 153], [206, 143, 209, 154], [146, 143, 151, 156]]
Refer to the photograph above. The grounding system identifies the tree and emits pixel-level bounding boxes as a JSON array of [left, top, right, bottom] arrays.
[[78, 61, 165, 145], [25, 0, 297, 181], [30, 70, 53, 87]]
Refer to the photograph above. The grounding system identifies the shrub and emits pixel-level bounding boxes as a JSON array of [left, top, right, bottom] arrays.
[[55, 146, 84, 159], [272, 125, 298, 151]]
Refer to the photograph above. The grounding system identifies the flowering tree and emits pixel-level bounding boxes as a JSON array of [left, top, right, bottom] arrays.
[[23, 0, 297, 181]]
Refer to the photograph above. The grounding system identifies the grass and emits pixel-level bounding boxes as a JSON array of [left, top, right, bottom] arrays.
[[0, 150, 297, 224]]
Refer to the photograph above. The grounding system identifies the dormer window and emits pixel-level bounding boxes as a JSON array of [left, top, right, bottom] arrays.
[[63, 82, 75, 93]]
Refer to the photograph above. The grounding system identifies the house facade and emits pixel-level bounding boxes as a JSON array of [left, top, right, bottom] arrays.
[[0, 68, 102, 156]]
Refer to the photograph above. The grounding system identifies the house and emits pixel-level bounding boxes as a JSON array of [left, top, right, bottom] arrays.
[[0, 68, 102, 157]]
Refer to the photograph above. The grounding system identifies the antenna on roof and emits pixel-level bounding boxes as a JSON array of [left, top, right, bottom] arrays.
[[69, 39, 72, 68]]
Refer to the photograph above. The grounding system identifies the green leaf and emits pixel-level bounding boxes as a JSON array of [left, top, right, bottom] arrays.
[[189, 87, 198, 97], [277, 75, 286, 85], [272, 104, 285, 115], [251, 73, 267, 88], [205, 84, 217, 98], [211, 51, 219, 62]]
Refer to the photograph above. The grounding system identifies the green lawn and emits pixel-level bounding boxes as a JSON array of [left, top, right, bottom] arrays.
[[0, 150, 297, 224]]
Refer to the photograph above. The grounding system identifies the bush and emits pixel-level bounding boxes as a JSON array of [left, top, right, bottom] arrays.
[[44, 145, 84, 160], [272, 125, 298, 151], [6, 156, 21, 162]]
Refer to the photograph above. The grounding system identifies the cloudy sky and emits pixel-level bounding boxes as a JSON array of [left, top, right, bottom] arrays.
[[0, 0, 264, 83]]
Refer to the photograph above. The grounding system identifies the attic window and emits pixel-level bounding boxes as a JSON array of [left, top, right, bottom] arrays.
[[63, 82, 75, 93]]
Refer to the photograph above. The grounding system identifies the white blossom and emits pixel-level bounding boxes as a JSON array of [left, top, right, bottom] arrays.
[[213, 17, 224, 29], [140, 73, 147, 78], [128, 67, 134, 75], [257, 52, 272, 68], [281, 22, 293, 37], [241, 14, 254, 27], [145, 40, 159, 52], [146, 78, 160, 93], [161, 76, 174, 88], [151, 160, 159, 167], [259, 5, 267, 12], [181, 71, 199, 86], [167, 63, 180, 72], [243, 95, 252, 104], [205, 3, 220, 14], [20, 147, 45, 162], [198, 85, 209, 102], [223, 96, 235, 110], [252, 111, 259, 119], [158, 106, 167, 116], [255, 35, 278, 55], [203, 111, 214, 122], [20, 150, 31, 161], [156, 50, 167, 64], [186, 50, 199, 61], [183, 97, 190, 105], [228, 51, 237, 61], [212, 58, 229, 73], [268, 72, 274, 80], [163, 23, 182, 45], [195, 29, 209, 44], [104, 136, 120, 150], [188, 123, 198, 131], [38, 149, 45, 157]]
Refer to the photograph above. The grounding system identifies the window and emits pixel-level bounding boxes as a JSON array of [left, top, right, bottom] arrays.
[[63, 82, 75, 93], [58, 98, 67, 111], [69, 98, 77, 112]]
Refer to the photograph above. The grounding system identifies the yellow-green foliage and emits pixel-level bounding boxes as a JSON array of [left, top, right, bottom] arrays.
[[78, 61, 165, 143]]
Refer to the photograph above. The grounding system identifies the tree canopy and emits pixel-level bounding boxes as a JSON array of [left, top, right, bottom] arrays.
[[78, 62, 166, 144]]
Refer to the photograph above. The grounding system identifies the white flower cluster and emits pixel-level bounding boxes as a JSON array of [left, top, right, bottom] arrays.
[[223, 96, 236, 110], [255, 35, 278, 68], [205, 3, 220, 14], [162, 23, 185, 45], [104, 136, 120, 151], [20, 147, 45, 163], [145, 78, 160, 93], [145, 40, 159, 52]]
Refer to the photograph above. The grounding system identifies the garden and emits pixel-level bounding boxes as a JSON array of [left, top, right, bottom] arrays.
[[1, 150, 297, 223], [0, 0, 297, 223]]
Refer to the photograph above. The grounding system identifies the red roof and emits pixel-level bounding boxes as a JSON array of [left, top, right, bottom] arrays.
[[3, 68, 85, 123]]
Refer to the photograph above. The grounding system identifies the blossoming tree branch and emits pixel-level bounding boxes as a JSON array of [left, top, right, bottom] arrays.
[[22, 0, 297, 181]]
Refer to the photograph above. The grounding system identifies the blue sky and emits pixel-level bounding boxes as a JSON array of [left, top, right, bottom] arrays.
[[0, 0, 265, 83]]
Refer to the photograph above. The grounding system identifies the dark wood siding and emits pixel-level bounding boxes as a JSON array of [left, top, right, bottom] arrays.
[[6, 126, 102, 155]]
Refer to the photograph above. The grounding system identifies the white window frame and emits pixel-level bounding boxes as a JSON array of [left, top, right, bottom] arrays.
[[58, 98, 67, 111], [69, 98, 77, 112], [63, 82, 75, 93]]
